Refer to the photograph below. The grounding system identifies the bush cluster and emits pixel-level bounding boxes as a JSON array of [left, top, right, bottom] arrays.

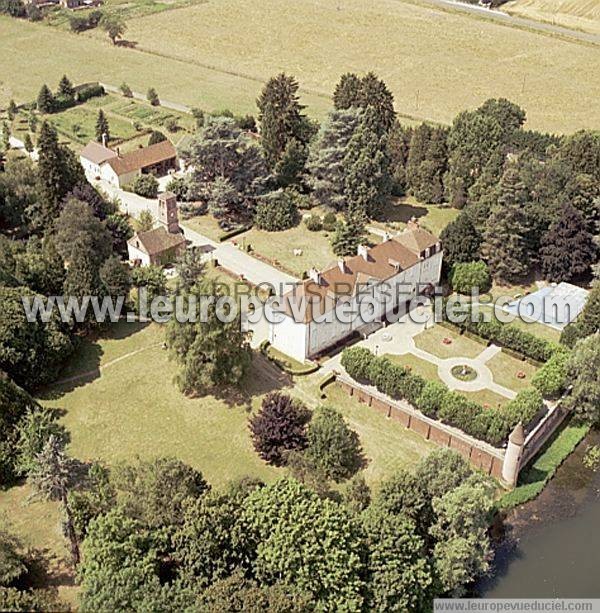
[[76, 84, 105, 104], [304, 214, 322, 231], [450, 261, 491, 294], [531, 348, 570, 399], [69, 9, 102, 33], [254, 188, 299, 231], [447, 305, 559, 362], [341, 347, 544, 447], [131, 174, 159, 199]]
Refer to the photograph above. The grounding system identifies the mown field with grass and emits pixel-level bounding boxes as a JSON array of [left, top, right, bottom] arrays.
[[503, 0, 600, 35], [2, 0, 600, 133], [123, 0, 600, 132]]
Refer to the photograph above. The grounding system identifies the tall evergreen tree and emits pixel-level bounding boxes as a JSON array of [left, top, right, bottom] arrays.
[[57, 74, 74, 99], [95, 109, 110, 143], [333, 73, 362, 110], [440, 212, 482, 270], [257, 73, 307, 169], [540, 202, 596, 282], [331, 211, 366, 257], [274, 138, 307, 187], [36, 84, 54, 113], [307, 107, 362, 209], [342, 108, 391, 219], [332, 72, 395, 136], [406, 125, 448, 203], [29, 435, 80, 565], [35, 122, 86, 231], [481, 168, 532, 284]]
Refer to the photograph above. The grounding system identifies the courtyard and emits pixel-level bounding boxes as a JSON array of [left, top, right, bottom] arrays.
[[325, 306, 543, 408]]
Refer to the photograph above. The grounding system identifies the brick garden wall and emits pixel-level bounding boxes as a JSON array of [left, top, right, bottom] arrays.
[[336, 376, 506, 479]]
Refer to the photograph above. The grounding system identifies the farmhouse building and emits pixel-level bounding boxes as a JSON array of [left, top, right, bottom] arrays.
[[127, 192, 186, 266], [267, 222, 443, 362], [80, 140, 177, 188]]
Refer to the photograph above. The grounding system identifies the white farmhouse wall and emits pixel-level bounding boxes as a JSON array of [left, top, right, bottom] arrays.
[[267, 305, 308, 363], [127, 244, 151, 266], [270, 248, 444, 362], [100, 164, 138, 188], [80, 156, 102, 179]]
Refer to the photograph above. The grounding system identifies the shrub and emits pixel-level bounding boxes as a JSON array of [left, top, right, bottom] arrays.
[[147, 88, 160, 106], [165, 118, 179, 133], [131, 174, 159, 198], [446, 304, 558, 362], [166, 176, 190, 202], [120, 82, 133, 97], [450, 261, 491, 294], [236, 114, 256, 131], [304, 214, 323, 232], [532, 349, 570, 399], [148, 130, 167, 146], [75, 84, 105, 104], [504, 388, 544, 429], [248, 392, 311, 466], [322, 211, 337, 232], [341, 347, 375, 382], [416, 380, 448, 418], [304, 405, 364, 482], [254, 188, 299, 231]]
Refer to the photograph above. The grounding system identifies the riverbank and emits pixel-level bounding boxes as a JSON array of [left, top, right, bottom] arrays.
[[479, 429, 600, 597]]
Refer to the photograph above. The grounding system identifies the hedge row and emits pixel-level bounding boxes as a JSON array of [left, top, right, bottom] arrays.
[[446, 304, 560, 363], [340, 347, 544, 447]]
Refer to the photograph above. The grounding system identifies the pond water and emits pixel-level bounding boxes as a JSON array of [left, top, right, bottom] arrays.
[[479, 431, 600, 598]]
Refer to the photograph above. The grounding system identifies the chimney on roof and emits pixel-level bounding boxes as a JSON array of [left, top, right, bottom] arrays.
[[357, 244, 369, 261], [116, 147, 121, 158], [101, 132, 107, 148], [338, 259, 346, 273], [308, 267, 321, 285], [407, 217, 419, 230], [383, 231, 392, 242]]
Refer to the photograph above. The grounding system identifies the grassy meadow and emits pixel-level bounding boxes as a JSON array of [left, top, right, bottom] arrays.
[[1, 0, 600, 133], [503, 0, 600, 35]]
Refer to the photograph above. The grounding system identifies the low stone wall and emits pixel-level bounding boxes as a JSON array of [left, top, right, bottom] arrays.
[[336, 375, 505, 479]]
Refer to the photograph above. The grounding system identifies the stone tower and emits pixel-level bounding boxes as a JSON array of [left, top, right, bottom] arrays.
[[158, 191, 180, 234], [502, 422, 525, 487]]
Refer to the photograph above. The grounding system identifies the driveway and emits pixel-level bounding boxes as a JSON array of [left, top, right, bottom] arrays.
[[94, 178, 297, 291]]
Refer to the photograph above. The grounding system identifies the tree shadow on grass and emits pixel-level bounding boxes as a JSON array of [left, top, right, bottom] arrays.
[[376, 198, 429, 224], [209, 353, 293, 410], [37, 321, 150, 401]]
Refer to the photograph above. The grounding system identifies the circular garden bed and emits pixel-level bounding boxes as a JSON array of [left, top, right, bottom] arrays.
[[451, 364, 478, 382]]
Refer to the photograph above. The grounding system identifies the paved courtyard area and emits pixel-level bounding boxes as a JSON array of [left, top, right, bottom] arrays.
[[324, 306, 541, 402]]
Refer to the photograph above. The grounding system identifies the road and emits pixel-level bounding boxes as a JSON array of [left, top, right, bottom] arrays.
[[94, 178, 297, 292], [410, 0, 600, 45]]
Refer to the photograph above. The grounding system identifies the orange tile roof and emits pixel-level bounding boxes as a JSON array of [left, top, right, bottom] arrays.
[[80, 141, 117, 165], [106, 140, 176, 176], [128, 227, 185, 256], [276, 230, 440, 323]]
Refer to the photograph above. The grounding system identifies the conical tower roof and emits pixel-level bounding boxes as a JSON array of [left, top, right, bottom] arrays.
[[509, 422, 525, 446]]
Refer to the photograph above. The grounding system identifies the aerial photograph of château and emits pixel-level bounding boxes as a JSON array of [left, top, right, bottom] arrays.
[[0, 0, 599, 610]]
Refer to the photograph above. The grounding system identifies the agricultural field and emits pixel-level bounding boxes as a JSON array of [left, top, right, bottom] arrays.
[[1, 0, 600, 133], [503, 0, 600, 35], [5, 92, 194, 152]]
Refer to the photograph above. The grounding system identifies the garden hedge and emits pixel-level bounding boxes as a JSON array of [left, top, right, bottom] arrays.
[[445, 304, 560, 363], [341, 347, 544, 447]]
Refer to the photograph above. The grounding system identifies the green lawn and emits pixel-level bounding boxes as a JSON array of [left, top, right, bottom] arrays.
[[184, 214, 227, 242], [41, 323, 283, 488], [240, 224, 337, 277], [323, 384, 434, 488], [0, 484, 78, 606], [47, 104, 142, 146], [414, 326, 486, 360], [463, 388, 510, 408], [486, 349, 539, 392], [386, 352, 441, 382], [372, 197, 459, 236]]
